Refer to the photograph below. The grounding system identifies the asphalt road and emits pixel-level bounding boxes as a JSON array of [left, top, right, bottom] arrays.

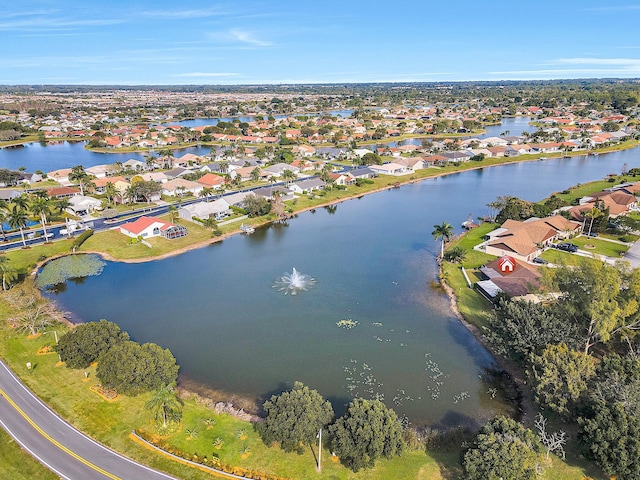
[[0, 359, 177, 480]]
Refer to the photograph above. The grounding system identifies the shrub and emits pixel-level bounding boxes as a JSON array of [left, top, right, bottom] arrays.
[[71, 229, 94, 250]]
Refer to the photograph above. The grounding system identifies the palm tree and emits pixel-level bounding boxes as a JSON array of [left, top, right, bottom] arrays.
[[69, 165, 89, 195], [144, 384, 184, 428], [30, 196, 52, 241], [432, 221, 454, 260], [104, 182, 117, 206], [167, 205, 179, 223], [281, 169, 296, 186], [199, 187, 214, 201], [584, 207, 603, 236], [7, 204, 29, 247], [0, 255, 17, 290], [0, 200, 8, 242]]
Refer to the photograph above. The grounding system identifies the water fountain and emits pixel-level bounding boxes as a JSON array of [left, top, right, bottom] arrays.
[[273, 267, 316, 295]]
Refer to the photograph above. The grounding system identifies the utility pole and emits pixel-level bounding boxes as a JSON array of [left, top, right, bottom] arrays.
[[317, 428, 322, 473]]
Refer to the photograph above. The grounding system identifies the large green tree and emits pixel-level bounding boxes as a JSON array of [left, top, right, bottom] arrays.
[[329, 398, 404, 472], [463, 416, 545, 480], [528, 343, 596, 419], [579, 401, 640, 480], [495, 196, 535, 223], [257, 382, 334, 455], [243, 193, 271, 217], [486, 299, 581, 364], [543, 261, 640, 353], [57, 319, 129, 369], [96, 341, 179, 396]]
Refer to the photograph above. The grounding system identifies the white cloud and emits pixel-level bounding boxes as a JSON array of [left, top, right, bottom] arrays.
[[228, 29, 272, 47], [141, 7, 233, 19], [0, 16, 126, 31]]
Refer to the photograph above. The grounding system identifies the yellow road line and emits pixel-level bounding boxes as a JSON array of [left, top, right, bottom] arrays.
[[0, 387, 121, 480]]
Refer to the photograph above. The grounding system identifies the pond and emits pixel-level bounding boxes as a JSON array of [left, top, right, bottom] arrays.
[[43, 147, 640, 427]]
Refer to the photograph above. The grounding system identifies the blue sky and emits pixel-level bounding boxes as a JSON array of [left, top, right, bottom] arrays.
[[2, 0, 640, 85]]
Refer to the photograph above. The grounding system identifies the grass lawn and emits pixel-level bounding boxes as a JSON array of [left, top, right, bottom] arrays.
[[549, 179, 619, 205], [570, 236, 629, 258], [5, 238, 76, 275], [0, 427, 59, 480], [439, 223, 497, 328], [79, 215, 216, 260]]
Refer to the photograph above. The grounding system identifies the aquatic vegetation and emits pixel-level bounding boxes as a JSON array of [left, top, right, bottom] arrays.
[[36, 254, 106, 289], [453, 391, 470, 404], [337, 319, 359, 329], [425, 353, 449, 400]]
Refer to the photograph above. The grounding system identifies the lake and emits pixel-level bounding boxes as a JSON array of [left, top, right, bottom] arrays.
[[0, 114, 520, 172], [43, 147, 640, 427]]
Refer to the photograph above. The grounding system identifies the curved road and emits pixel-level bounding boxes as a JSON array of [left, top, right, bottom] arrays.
[[0, 359, 177, 480]]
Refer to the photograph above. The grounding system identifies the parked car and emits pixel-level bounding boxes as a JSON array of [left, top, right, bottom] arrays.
[[556, 242, 578, 253], [585, 231, 598, 237], [533, 257, 549, 264]]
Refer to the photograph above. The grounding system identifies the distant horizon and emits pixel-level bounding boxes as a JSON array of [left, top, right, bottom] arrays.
[[2, 78, 640, 89], [3, 1, 640, 85]]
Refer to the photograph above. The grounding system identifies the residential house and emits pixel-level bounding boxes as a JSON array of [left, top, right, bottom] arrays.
[[86, 164, 111, 179], [476, 257, 542, 301], [441, 151, 473, 163], [122, 159, 147, 172], [262, 163, 300, 178], [119, 216, 187, 240], [292, 145, 316, 157], [178, 199, 231, 222], [0, 189, 22, 201], [138, 172, 168, 183], [251, 186, 294, 201], [18, 172, 43, 184], [197, 173, 226, 190], [161, 178, 203, 197], [93, 176, 130, 195], [289, 178, 326, 194], [329, 172, 356, 186], [47, 168, 73, 184], [164, 167, 191, 180], [350, 167, 377, 179], [66, 195, 103, 216], [46, 186, 81, 199], [485, 215, 581, 262], [368, 162, 411, 176], [395, 157, 426, 171]]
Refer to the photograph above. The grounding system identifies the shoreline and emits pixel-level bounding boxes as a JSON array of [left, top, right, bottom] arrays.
[[73, 144, 637, 266], [31, 144, 636, 422]]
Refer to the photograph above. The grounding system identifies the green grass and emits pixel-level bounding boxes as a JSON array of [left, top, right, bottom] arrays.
[[549, 179, 624, 205], [0, 427, 59, 480], [570, 236, 629, 258], [5, 238, 76, 274]]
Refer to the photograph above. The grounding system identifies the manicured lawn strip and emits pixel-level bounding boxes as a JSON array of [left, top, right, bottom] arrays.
[[571, 236, 629, 258], [441, 223, 500, 329], [548, 179, 618, 205], [0, 426, 59, 480], [5, 238, 75, 274]]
